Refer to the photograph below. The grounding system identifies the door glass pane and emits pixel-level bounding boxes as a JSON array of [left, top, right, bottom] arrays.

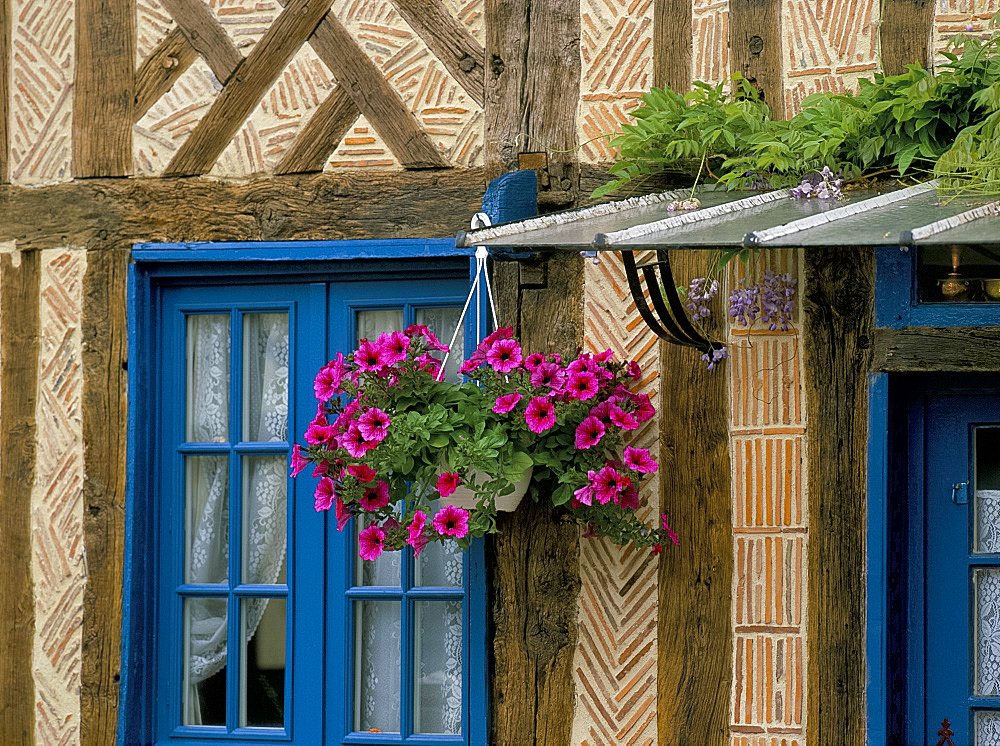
[[183, 597, 228, 726], [977, 711, 1000, 745], [356, 309, 404, 344], [975, 568, 1000, 695], [354, 514, 401, 587], [415, 307, 462, 382], [186, 455, 229, 585], [242, 455, 287, 584], [240, 597, 286, 728], [414, 498, 463, 587], [186, 314, 230, 442], [413, 600, 463, 735], [976, 428, 1000, 552], [243, 313, 289, 442], [354, 601, 401, 733]]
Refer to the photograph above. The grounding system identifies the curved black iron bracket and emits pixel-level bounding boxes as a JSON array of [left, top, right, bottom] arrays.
[[620, 250, 723, 354]]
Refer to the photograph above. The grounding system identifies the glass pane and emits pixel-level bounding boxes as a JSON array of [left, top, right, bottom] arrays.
[[186, 314, 230, 442], [186, 455, 229, 585], [415, 307, 462, 383], [356, 309, 404, 345], [354, 601, 401, 733], [977, 711, 1000, 745], [242, 455, 287, 584], [977, 427, 1000, 553], [918, 245, 1000, 303], [975, 568, 1000, 695], [413, 600, 463, 735], [243, 313, 289, 442], [355, 514, 401, 587], [183, 597, 227, 726], [241, 597, 286, 728], [414, 498, 463, 588]]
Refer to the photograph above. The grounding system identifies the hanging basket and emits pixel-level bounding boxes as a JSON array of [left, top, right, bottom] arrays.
[[443, 466, 534, 512]]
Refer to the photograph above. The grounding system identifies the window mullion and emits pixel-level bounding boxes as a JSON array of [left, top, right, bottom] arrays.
[[227, 308, 242, 733]]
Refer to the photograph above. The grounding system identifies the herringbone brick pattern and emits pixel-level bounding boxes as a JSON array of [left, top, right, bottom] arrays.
[[9, 0, 74, 184], [693, 0, 730, 83], [31, 250, 86, 746], [572, 252, 660, 746], [728, 250, 807, 745], [933, 0, 999, 56]]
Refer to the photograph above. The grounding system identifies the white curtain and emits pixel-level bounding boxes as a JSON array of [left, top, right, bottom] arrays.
[[184, 313, 289, 725]]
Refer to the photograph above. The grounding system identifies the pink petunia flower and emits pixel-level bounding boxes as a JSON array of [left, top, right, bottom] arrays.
[[661, 514, 680, 546], [588, 400, 615, 426], [482, 327, 514, 345], [433, 504, 469, 538], [436, 472, 461, 497], [573, 484, 594, 506], [632, 393, 656, 422], [334, 496, 352, 531], [290, 444, 309, 476], [651, 544, 663, 555], [594, 349, 615, 363], [312, 461, 329, 478], [486, 338, 523, 373], [359, 481, 391, 511], [304, 415, 336, 446], [358, 524, 385, 560], [493, 392, 523, 413], [624, 447, 659, 473], [524, 397, 557, 433], [530, 362, 566, 392], [574, 416, 606, 449], [581, 523, 599, 539], [358, 407, 391, 442], [339, 424, 376, 459], [347, 463, 377, 482], [404, 324, 449, 352], [590, 466, 630, 504], [459, 356, 484, 375], [407, 510, 430, 557], [314, 365, 342, 402], [415, 354, 442, 376], [566, 371, 599, 400], [377, 331, 410, 365], [523, 353, 546, 372], [567, 355, 597, 374], [616, 485, 639, 510], [610, 406, 639, 431], [354, 339, 386, 372], [626, 360, 642, 380], [314, 477, 337, 511]]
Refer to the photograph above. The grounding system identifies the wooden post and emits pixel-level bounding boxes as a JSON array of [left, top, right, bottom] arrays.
[[0, 249, 40, 746], [654, 0, 692, 92], [880, 0, 935, 75], [657, 250, 732, 745], [729, 0, 784, 118], [803, 247, 875, 745]]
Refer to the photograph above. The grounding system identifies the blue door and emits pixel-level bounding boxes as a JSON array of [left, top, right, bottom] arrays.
[[912, 393, 1000, 745]]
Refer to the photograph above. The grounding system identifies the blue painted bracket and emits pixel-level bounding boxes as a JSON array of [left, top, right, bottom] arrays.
[[457, 170, 539, 261]]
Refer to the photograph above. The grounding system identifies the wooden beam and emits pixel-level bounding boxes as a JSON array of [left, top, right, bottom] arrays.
[[1, 0, 10, 183], [297, 2, 449, 169], [803, 247, 874, 745], [159, 0, 243, 84], [880, 0, 934, 74], [73, 0, 134, 177], [657, 251, 732, 745], [873, 326, 1000, 371], [729, 0, 784, 118], [274, 85, 359, 175], [134, 28, 200, 122], [0, 250, 40, 746], [653, 0, 692, 92], [387, 0, 485, 107], [164, 0, 333, 177]]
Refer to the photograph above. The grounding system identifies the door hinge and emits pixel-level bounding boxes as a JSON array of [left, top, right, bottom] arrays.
[[952, 482, 969, 505]]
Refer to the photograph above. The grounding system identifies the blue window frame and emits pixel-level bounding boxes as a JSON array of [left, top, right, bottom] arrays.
[[121, 240, 488, 746]]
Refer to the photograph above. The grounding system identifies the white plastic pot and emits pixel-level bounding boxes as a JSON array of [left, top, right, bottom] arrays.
[[443, 466, 533, 512]]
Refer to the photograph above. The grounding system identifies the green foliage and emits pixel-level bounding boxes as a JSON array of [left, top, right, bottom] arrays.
[[596, 32, 1000, 196]]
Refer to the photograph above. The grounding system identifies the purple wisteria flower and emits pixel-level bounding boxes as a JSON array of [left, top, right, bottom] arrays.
[[685, 277, 719, 321]]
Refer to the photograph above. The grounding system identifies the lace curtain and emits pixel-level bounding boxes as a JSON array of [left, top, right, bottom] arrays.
[[184, 313, 289, 725]]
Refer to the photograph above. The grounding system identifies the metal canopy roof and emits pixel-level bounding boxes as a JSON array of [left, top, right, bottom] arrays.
[[457, 181, 1000, 252]]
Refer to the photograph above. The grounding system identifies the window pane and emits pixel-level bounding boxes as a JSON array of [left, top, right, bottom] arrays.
[[243, 313, 289, 442], [183, 597, 228, 726], [355, 514, 401, 587], [354, 601, 401, 733], [242, 455, 287, 585], [975, 568, 1000, 695], [413, 600, 463, 735], [186, 455, 229, 585], [977, 711, 1000, 744], [918, 245, 1000, 303], [241, 597, 286, 728], [356, 309, 404, 344], [415, 307, 462, 383], [186, 314, 230, 442], [414, 498, 463, 587], [977, 428, 1000, 553]]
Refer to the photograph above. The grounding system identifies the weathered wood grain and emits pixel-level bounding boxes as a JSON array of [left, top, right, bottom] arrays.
[[880, 0, 934, 75], [134, 28, 200, 123], [657, 251, 732, 745], [165, 0, 332, 176], [80, 245, 129, 746], [160, 0, 243, 84], [483, 0, 580, 197], [873, 326, 1000, 371], [299, 2, 449, 169], [388, 0, 485, 107], [0, 0, 9, 183], [729, 0, 784, 118], [274, 85, 359, 174], [73, 0, 134, 177], [492, 256, 583, 746], [0, 250, 40, 746], [803, 247, 875, 745], [653, 0, 692, 92]]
